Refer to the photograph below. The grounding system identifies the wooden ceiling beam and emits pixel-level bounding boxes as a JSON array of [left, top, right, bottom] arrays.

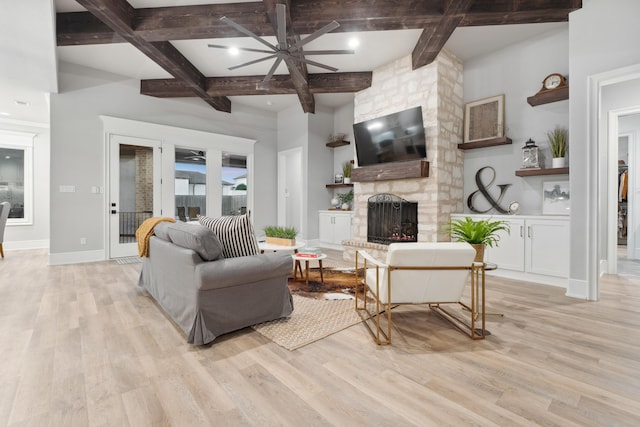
[[75, 0, 231, 112], [57, 1, 579, 46], [140, 72, 373, 98]]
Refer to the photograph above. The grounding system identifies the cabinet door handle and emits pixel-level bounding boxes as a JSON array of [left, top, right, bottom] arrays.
[[528, 226, 531, 238], [520, 225, 524, 237]]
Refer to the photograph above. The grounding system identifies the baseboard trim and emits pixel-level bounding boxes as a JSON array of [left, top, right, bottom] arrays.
[[49, 250, 106, 266], [4, 239, 49, 250], [566, 278, 589, 300], [486, 269, 568, 288]]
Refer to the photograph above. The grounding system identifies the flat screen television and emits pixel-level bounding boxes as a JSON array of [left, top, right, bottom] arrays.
[[353, 106, 426, 167]]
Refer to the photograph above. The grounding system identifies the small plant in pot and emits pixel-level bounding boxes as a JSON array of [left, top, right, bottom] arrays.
[[547, 126, 568, 168], [263, 225, 298, 246], [337, 189, 354, 210], [444, 216, 510, 263], [342, 161, 352, 184]]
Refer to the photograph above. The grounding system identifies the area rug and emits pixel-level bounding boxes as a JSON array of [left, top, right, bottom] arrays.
[[251, 295, 363, 351], [114, 256, 143, 264], [251, 268, 365, 350]]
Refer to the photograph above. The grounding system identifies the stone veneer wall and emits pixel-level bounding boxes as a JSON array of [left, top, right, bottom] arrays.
[[344, 49, 464, 262]]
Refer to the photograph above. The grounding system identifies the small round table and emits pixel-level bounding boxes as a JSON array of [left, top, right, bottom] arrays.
[[259, 241, 306, 277], [291, 253, 327, 287]]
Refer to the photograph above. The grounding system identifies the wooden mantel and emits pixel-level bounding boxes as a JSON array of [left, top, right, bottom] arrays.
[[350, 160, 429, 182]]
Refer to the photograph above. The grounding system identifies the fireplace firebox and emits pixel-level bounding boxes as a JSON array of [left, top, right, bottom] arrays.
[[367, 193, 418, 244]]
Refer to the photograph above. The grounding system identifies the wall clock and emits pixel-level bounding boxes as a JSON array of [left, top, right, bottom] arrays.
[[508, 201, 521, 215]]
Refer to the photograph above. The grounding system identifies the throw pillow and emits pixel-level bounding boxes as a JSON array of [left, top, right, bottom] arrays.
[[166, 222, 223, 261], [198, 214, 260, 258]]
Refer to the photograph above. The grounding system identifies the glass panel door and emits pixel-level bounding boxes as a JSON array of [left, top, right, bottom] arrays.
[[175, 148, 207, 221], [221, 152, 247, 216], [109, 135, 161, 258]]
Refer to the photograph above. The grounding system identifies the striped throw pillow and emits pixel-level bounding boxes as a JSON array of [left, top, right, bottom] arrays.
[[198, 214, 259, 258]]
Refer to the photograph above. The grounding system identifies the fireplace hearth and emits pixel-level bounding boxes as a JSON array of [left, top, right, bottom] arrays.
[[367, 193, 418, 245]]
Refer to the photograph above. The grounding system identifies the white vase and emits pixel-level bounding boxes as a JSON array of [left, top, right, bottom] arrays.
[[552, 157, 567, 168], [341, 203, 350, 210], [343, 177, 351, 184]]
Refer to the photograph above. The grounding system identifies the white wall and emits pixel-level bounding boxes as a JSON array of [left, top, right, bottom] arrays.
[[0, 120, 50, 249], [462, 27, 569, 215], [569, 0, 640, 299], [50, 62, 279, 259]]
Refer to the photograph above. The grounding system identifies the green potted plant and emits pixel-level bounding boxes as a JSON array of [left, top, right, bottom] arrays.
[[444, 216, 510, 262], [337, 189, 354, 210], [263, 225, 298, 246], [342, 161, 352, 184], [547, 126, 568, 168]]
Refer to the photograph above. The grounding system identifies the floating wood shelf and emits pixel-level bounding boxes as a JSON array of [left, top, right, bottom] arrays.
[[326, 140, 350, 148], [515, 167, 569, 177], [351, 160, 429, 182], [325, 183, 354, 188], [527, 87, 569, 106], [457, 136, 512, 150]]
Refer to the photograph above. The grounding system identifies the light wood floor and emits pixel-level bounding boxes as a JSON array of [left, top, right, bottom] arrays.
[[2, 249, 640, 426]]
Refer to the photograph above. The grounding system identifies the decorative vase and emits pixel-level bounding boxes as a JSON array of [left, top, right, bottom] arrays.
[[552, 157, 566, 168], [341, 203, 350, 210], [331, 197, 339, 207], [343, 177, 351, 184], [471, 243, 485, 263]]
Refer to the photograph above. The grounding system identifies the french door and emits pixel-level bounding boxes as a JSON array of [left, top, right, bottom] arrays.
[[108, 135, 162, 258]]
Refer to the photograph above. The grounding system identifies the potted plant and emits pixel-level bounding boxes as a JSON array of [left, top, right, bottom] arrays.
[[444, 216, 510, 262], [342, 161, 352, 184], [337, 189, 354, 210], [547, 126, 568, 168], [263, 225, 298, 246]]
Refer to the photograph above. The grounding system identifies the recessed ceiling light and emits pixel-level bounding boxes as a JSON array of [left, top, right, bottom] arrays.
[[228, 47, 240, 56], [0, 112, 9, 116], [14, 100, 29, 106], [348, 38, 360, 49], [5, 156, 10, 159], [266, 101, 274, 106]]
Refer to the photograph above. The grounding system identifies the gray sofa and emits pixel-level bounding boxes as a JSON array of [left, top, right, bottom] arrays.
[[138, 222, 293, 345]]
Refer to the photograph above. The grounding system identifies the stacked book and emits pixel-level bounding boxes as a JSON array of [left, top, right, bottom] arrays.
[[296, 247, 322, 258]]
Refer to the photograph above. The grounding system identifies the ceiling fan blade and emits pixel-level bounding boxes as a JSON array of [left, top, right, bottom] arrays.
[[208, 44, 274, 55], [220, 16, 278, 51], [303, 50, 355, 55], [289, 56, 339, 72], [276, 3, 287, 50], [257, 57, 284, 90], [228, 54, 278, 70], [289, 21, 340, 52]]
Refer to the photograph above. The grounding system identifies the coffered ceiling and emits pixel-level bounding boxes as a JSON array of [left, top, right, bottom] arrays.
[[0, 1, 581, 122]]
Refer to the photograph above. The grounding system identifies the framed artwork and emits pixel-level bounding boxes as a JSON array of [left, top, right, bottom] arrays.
[[463, 94, 505, 143], [542, 181, 570, 215]]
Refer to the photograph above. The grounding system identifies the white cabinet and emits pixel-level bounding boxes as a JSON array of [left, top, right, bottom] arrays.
[[319, 211, 353, 245], [451, 214, 569, 286]]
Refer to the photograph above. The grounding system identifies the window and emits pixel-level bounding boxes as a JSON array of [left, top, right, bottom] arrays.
[[175, 148, 206, 221], [0, 130, 34, 225]]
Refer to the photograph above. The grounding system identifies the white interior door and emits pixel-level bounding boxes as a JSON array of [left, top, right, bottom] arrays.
[[278, 147, 303, 235], [109, 135, 161, 258]]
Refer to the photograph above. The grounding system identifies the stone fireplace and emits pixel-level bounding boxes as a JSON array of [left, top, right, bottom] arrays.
[[343, 49, 464, 262]]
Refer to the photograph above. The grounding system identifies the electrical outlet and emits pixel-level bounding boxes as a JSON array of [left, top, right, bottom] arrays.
[[80, 237, 87, 245]]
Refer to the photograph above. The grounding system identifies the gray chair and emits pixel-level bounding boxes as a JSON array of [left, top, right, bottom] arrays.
[[0, 202, 10, 258]]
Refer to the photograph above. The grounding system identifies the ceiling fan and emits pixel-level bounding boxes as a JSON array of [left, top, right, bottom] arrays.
[[184, 150, 206, 161], [208, 3, 354, 90]]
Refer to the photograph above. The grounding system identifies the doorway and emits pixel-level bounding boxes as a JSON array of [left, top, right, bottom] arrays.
[[277, 147, 303, 236], [108, 134, 161, 258]]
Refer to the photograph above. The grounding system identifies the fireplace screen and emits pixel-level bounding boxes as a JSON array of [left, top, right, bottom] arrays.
[[367, 193, 418, 244]]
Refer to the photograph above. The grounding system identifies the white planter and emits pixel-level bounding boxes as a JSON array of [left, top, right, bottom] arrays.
[[552, 157, 567, 168], [343, 177, 351, 184]]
